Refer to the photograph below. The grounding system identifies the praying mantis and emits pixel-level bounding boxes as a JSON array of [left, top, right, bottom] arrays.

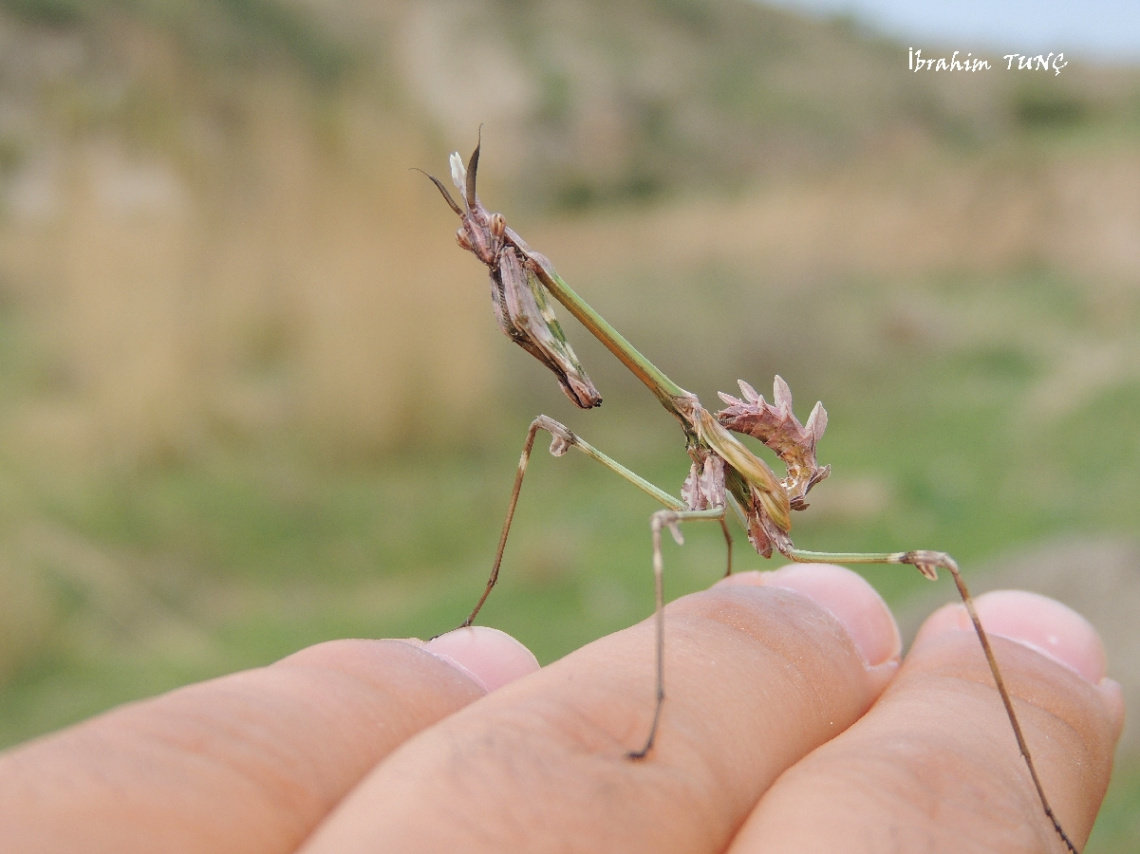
[[421, 136, 1079, 854]]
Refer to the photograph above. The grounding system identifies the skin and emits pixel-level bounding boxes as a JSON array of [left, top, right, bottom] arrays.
[[0, 564, 1123, 854]]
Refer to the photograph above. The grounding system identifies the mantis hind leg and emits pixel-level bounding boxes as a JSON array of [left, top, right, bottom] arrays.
[[785, 547, 1079, 854]]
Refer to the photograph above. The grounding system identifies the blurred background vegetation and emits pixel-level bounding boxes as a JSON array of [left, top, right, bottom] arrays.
[[0, 0, 1138, 848]]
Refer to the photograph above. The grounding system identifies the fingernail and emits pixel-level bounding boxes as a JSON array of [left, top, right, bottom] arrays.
[[917, 590, 1107, 684], [423, 626, 540, 692], [719, 564, 901, 668]]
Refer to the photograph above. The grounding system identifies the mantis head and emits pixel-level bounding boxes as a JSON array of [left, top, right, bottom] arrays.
[[421, 136, 506, 270], [421, 135, 604, 411]]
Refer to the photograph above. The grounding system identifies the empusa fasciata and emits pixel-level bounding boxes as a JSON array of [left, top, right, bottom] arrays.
[[420, 136, 1080, 853]]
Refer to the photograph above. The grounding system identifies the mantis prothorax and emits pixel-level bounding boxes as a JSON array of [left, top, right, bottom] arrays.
[[422, 137, 1079, 854]]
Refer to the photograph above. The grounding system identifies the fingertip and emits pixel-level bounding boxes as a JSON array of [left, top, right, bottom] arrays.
[[421, 627, 540, 692], [917, 590, 1126, 737], [1096, 677, 1126, 745], [718, 564, 901, 670], [915, 590, 1107, 686]]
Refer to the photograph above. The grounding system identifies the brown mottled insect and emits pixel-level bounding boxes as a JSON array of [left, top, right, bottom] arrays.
[[423, 137, 1079, 853]]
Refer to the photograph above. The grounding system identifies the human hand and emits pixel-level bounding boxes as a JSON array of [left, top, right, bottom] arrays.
[[0, 564, 1122, 853]]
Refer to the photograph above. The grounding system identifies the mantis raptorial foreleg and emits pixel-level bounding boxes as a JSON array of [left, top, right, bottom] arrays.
[[422, 138, 1081, 854]]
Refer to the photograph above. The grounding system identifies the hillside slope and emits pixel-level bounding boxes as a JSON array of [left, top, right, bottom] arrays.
[[0, 0, 1136, 462]]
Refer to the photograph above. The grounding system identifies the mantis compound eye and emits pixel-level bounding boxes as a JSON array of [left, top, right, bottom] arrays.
[[456, 229, 473, 251], [490, 213, 506, 238]]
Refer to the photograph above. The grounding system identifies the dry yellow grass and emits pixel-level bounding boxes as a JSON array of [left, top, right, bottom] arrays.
[[0, 76, 492, 467], [531, 141, 1140, 286]]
